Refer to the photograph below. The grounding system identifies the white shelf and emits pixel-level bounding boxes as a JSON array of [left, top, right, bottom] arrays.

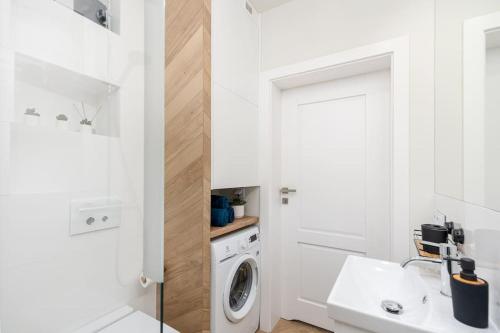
[[11, 121, 116, 140], [16, 52, 119, 105], [210, 216, 259, 239], [15, 53, 120, 137], [13, 0, 122, 85]]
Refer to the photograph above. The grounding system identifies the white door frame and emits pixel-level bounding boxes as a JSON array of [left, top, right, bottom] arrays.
[[258, 37, 410, 332], [463, 12, 500, 207]]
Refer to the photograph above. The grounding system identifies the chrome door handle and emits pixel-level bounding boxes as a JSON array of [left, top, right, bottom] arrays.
[[280, 187, 297, 194]]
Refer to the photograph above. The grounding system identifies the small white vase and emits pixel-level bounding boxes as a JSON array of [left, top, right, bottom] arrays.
[[56, 120, 69, 131], [80, 124, 93, 134], [24, 114, 40, 126], [232, 205, 245, 219]]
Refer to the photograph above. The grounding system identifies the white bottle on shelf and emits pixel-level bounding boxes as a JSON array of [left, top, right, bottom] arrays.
[[80, 123, 93, 134], [56, 114, 69, 130]]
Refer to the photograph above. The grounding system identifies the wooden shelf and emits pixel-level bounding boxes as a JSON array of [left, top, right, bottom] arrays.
[[414, 239, 441, 259], [210, 216, 259, 239]]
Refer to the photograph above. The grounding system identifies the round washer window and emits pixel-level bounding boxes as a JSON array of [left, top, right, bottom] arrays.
[[229, 261, 253, 312]]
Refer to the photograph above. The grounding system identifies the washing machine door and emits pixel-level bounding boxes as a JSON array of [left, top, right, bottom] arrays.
[[223, 253, 259, 323]]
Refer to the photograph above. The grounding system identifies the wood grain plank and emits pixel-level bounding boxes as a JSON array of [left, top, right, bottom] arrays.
[[210, 216, 259, 239], [164, 0, 211, 332]]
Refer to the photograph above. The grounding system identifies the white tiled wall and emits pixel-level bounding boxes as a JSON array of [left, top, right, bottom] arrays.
[[435, 194, 500, 328], [1, 1, 154, 332], [3, 193, 145, 332], [0, 0, 10, 49], [0, 1, 12, 327], [14, 0, 85, 79], [0, 48, 14, 124], [13, 0, 125, 86], [0, 123, 9, 196], [9, 124, 112, 194], [0, 193, 7, 333]]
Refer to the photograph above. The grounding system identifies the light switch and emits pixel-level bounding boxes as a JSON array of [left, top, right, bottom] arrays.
[[70, 197, 122, 235]]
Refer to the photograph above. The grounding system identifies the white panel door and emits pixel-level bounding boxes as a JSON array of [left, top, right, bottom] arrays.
[[281, 70, 391, 330]]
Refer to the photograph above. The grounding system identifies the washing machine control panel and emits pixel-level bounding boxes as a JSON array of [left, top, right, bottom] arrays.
[[238, 239, 248, 251], [243, 233, 259, 250], [221, 243, 237, 261], [212, 227, 260, 262], [235, 233, 259, 252]]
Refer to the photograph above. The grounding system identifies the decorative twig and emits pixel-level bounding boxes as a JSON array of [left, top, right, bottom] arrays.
[[72, 103, 85, 120], [81, 101, 87, 120], [90, 104, 103, 123]]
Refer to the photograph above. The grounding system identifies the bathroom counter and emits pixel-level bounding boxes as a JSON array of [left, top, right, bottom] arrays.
[[210, 216, 259, 239]]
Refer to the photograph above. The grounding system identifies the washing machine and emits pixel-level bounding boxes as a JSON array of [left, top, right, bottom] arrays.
[[211, 226, 260, 333]]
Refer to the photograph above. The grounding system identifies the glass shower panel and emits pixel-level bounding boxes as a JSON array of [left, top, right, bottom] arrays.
[[0, 0, 164, 332], [0, 0, 14, 331]]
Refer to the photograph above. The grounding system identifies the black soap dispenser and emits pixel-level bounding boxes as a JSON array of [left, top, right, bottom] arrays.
[[450, 258, 489, 328]]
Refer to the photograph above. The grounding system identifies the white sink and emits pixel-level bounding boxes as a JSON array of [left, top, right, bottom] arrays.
[[327, 255, 498, 333]]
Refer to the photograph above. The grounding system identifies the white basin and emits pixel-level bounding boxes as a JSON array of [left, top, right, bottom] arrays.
[[327, 255, 498, 333]]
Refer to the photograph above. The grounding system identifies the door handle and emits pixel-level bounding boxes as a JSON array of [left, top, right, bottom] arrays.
[[280, 187, 297, 194]]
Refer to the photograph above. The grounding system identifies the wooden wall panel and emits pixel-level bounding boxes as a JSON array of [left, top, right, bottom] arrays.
[[164, 0, 211, 332]]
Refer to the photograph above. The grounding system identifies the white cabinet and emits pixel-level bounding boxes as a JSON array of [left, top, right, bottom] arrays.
[[212, 85, 259, 189], [212, 0, 260, 189]]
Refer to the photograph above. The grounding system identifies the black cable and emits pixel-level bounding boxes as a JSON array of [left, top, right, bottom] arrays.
[[160, 282, 164, 333]]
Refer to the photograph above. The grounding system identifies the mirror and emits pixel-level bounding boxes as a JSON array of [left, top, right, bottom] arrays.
[[435, 0, 500, 211]]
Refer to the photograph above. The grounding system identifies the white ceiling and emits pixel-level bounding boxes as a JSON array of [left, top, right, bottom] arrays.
[[249, 0, 294, 12]]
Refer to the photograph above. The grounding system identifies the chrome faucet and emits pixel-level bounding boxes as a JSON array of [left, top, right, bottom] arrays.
[[401, 242, 460, 297], [401, 257, 441, 268]]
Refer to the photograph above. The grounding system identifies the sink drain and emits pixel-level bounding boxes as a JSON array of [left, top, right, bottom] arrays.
[[381, 300, 403, 315]]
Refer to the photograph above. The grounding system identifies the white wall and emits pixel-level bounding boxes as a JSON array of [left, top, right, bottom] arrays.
[[0, 0, 13, 126], [0, 1, 156, 332], [435, 0, 500, 199], [260, 1, 435, 246], [261, 0, 435, 235], [0, 0, 13, 330], [484, 46, 500, 211]]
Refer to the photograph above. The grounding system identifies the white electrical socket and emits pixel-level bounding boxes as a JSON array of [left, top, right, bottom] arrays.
[[433, 210, 447, 225]]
